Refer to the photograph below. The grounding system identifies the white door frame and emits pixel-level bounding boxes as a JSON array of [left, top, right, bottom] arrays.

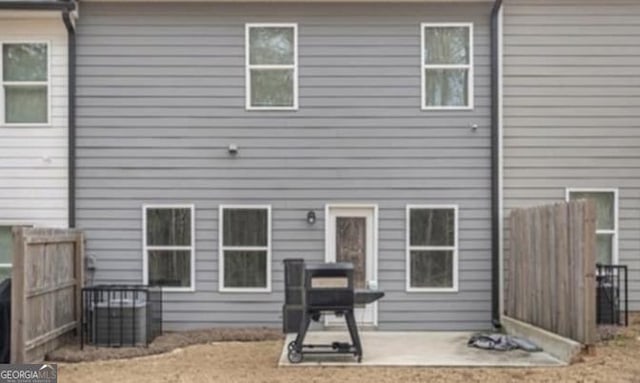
[[324, 203, 379, 326]]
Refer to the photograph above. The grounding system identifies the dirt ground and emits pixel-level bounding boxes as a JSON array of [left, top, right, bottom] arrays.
[[48, 328, 283, 362], [57, 324, 640, 383]]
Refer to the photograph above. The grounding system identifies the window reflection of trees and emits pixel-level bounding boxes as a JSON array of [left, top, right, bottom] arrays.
[[409, 209, 456, 288], [423, 26, 471, 107]]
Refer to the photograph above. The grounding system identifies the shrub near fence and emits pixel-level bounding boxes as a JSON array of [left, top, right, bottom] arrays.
[[11, 227, 84, 363], [506, 200, 597, 345]]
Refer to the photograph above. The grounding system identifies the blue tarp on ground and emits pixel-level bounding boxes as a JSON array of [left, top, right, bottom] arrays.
[[468, 333, 542, 352]]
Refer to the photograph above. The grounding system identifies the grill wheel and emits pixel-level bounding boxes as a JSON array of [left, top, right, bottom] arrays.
[[288, 346, 303, 364]]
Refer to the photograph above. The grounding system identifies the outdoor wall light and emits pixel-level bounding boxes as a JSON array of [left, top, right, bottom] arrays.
[[306, 211, 316, 225]]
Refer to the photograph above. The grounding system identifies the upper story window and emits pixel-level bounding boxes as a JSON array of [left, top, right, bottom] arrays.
[[406, 205, 459, 292], [1, 42, 49, 125], [421, 24, 473, 110], [219, 205, 271, 292], [246, 24, 298, 110], [567, 189, 618, 265], [143, 205, 195, 291]]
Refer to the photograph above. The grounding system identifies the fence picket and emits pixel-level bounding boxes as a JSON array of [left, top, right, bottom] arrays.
[[506, 201, 596, 345], [10, 228, 84, 363]]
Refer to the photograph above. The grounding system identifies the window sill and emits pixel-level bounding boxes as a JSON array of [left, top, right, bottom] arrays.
[[421, 106, 474, 111], [406, 287, 458, 293], [246, 107, 298, 111], [1, 123, 52, 128], [219, 287, 271, 293]]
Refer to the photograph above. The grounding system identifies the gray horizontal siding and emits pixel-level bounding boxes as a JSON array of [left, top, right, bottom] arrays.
[[503, 0, 640, 309], [77, 2, 493, 331]]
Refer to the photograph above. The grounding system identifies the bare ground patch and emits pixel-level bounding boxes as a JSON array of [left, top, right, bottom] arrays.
[[56, 318, 640, 383], [47, 327, 283, 363]]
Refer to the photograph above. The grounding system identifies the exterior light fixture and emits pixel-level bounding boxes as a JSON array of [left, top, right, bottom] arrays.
[[306, 211, 316, 225]]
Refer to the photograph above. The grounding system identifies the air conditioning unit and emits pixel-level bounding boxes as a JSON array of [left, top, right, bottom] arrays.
[[81, 285, 162, 348], [91, 298, 149, 347]]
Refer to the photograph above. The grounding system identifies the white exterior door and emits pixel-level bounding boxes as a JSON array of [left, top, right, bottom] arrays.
[[325, 205, 378, 326]]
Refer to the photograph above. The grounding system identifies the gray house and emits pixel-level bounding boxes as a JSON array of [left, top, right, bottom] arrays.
[[502, 0, 640, 312], [71, 0, 639, 332], [75, 0, 501, 331]]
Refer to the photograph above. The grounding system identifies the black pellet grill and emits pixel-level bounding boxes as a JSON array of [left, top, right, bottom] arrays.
[[283, 259, 384, 363]]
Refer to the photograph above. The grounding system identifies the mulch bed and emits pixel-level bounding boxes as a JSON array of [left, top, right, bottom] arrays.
[[47, 327, 283, 363]]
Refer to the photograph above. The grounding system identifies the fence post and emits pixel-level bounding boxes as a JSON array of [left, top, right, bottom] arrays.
[[582, 200, 596, 345], [74, 231, 85, 335], [10, 227, 26, 364]]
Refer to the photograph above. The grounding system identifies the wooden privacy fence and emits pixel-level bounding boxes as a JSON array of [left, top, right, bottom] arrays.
[[11, 227, 84, 363], [506, 200, 596, 345]]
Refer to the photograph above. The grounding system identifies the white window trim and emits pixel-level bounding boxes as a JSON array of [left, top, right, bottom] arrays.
[[142, 204, 196, 292], [565, 188, 619, 265], [420, 23, 474, 111], [0, 40, 52, 126], [406, 204, 459, 292], [245, 23, 299, 111], [219, 204, 272, 293]]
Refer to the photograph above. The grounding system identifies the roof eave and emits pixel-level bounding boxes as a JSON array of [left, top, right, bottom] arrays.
[[0, 1, 75, 11], [80, 0, 491, 3]]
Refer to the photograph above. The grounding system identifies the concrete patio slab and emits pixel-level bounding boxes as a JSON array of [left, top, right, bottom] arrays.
[[279, 331, 565, 367]]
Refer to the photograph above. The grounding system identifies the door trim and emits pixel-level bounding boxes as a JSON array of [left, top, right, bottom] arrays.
[[324, 203, 379, 327]]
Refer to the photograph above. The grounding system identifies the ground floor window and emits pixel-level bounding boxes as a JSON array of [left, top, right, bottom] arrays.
[[567, 189, 618, 265], [406, 205, 458, 292], [219, 205, 271, 292], [0, 226, 11, 281], [143, 205, 195, 290]]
